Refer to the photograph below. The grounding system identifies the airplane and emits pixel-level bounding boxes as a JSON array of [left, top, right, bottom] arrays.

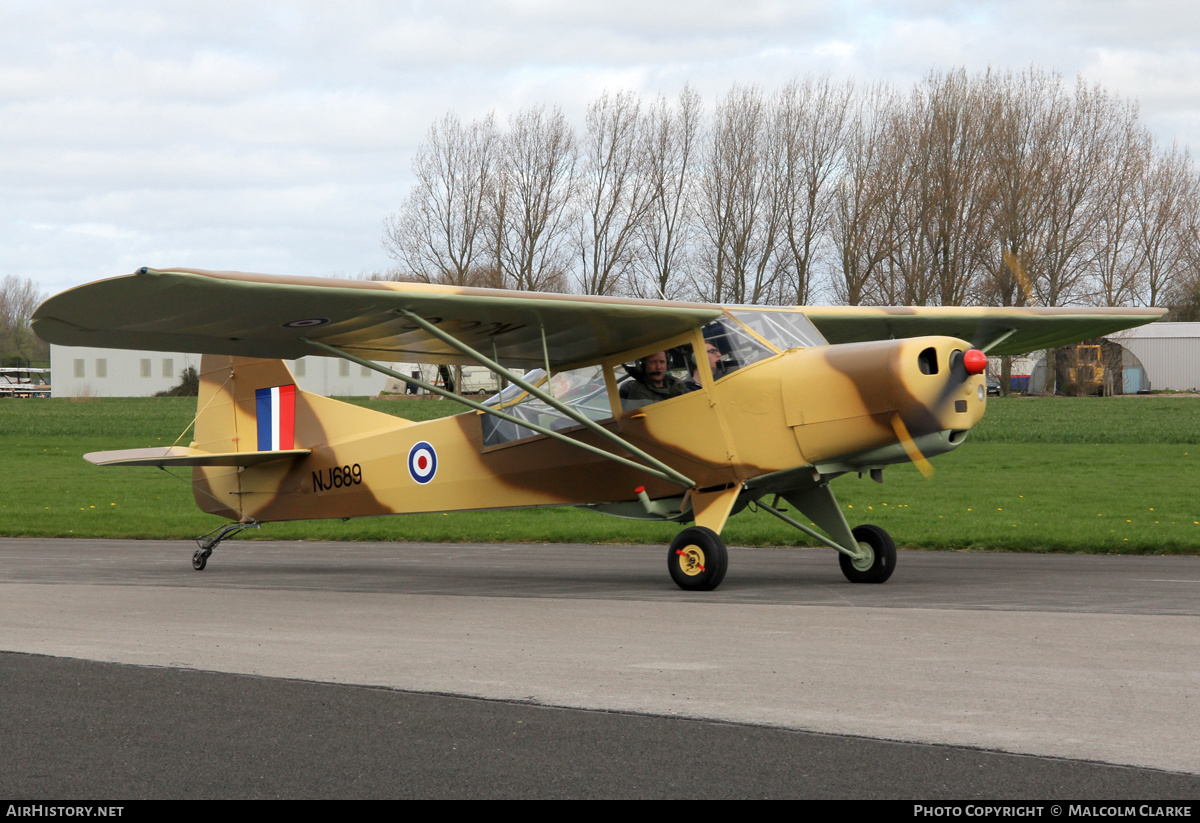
[[32, 267, 1165, 591]]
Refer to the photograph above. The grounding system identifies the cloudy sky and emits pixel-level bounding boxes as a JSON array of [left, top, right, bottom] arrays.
[[4, 0, 1199, 298]]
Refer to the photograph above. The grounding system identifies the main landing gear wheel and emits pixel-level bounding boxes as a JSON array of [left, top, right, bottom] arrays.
[[839, 524, 896, 584], [192, 549, 210, 571], [668, 526, 729, 591]]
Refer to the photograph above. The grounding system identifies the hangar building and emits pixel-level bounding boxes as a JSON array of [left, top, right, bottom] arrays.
[[50, 345, 402, 398], [1112, 322, 1200, 392]]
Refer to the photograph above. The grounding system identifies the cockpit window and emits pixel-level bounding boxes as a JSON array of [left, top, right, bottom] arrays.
[[702, 319, 775, 374], [481, 369, 547, 409], [726, 309, 827, 350], [481, 365, 613, 447]]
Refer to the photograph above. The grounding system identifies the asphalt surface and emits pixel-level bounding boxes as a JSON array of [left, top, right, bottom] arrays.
[[2, 538, 1198, 799]]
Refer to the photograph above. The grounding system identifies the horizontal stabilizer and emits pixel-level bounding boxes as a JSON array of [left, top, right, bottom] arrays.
[[84, 446, 310, 468]]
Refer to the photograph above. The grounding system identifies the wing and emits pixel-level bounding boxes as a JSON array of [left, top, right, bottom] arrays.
[[34, 268, 1165, 366], [33, 268, 723, 369], [800, 305, 1166, 355], [84, 446, 310, 467]]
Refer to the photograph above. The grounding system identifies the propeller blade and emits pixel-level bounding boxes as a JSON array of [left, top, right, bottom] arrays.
[[1002, 248, 1039, 307], [890, 413, 935, 479]]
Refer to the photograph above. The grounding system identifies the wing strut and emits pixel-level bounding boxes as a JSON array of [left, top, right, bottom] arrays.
[[395, 310, 696, 485], [301, 338, 695, 490], [980, 328, 1018, 354]]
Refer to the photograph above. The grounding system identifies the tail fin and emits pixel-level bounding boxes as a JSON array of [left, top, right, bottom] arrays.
[[191, 354, 412, 520], [194, 355, 298, 453], [194, 354, 411, 454]]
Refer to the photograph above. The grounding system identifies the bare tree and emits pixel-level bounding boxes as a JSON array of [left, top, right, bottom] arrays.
[[1135, 140, 1197, 307], [1166, 203, 1200, 319], [774, 75, 852, 306], [1091, 119, 1151, 307], [1029, 79, 1132, 307], [920, 69, 997, 306], [857, 70, 998, 307], [983, 68, 1066, 307], [576, 90, 654, 296], [382, 112, 500, 286], [492, 105, 577, 292], [695, 85, 784, 305], [634, 86, 702, 300], [385, 67, 1176, 318], [831, 83, 896, 305], [869, 91, 934, 305]]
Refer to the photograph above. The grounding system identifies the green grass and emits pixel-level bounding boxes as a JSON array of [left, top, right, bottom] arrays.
[[3, 395, 1198, 553], [969, 395, 1200, 444]]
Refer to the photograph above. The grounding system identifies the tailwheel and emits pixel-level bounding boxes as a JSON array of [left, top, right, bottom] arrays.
[[191, 521, 259, 571], [839, 524, 896, 584], [668, 526, 729, 591]]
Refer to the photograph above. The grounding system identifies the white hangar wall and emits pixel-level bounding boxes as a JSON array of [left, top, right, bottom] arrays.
[[49, 346, 411, 398], [1111, 323, 1200, 392]]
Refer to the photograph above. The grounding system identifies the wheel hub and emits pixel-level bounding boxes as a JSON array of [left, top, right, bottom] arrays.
[[850, 541, 875, 572], [676, 545, 706, 576]]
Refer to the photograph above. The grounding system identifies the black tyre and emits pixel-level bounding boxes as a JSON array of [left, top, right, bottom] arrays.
[[192, 550, 208, 571], [838, 524, 896, 584], [668, 526, 729, 591]]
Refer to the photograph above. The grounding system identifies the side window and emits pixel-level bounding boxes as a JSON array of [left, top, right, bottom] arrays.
[[481, 365, 614, 447]]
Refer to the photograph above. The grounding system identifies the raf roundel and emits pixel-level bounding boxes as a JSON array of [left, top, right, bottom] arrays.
[[408, 441, 438, 484], [282, 317, 330, 329]]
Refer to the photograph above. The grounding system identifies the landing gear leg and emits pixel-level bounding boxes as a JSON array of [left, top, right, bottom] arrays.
[[192, 522, 259, 571], [752, 483, 899, 584]]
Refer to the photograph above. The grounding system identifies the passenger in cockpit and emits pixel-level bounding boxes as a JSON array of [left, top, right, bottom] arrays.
[[687, 341, 726, 391]]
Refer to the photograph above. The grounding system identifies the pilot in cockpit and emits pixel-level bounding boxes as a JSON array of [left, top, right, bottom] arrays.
[[619, 350, 689, 407]]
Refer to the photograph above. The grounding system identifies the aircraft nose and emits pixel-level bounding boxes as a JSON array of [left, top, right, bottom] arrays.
[[902, 340, 988, 431]]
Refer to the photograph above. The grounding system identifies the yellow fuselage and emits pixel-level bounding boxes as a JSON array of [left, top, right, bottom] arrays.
[[193, 337, 985, 524]]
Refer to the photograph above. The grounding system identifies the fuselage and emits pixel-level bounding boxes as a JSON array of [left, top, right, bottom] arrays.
[[192, 336, 986, 524]]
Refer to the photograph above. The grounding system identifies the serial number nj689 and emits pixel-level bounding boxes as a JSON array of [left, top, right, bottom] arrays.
[[312, 464, 362, 492]]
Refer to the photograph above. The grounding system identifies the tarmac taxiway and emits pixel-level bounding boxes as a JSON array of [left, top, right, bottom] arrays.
[[1, 538, 1198, 798]]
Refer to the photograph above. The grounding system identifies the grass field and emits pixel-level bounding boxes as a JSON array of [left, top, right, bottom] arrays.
[[2, 394, 1197, 553]]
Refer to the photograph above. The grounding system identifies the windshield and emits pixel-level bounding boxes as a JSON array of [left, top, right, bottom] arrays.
[[726, 309, 827, 350]]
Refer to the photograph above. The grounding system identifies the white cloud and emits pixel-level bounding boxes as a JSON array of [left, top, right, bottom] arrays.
[[3, 0, 1200, 296]]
